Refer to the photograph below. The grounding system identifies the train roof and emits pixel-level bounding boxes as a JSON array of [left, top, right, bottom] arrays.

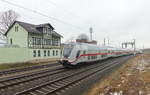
[[64, 42, 134, 51], [65, 42, 106, 50]]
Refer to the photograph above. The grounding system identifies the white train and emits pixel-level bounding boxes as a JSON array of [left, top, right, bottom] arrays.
[[59, 42, 135, 68]]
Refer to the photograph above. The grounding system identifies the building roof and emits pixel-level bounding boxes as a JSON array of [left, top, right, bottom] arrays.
[[52, 31, 63, 37], [17, 21, 41, 34], [36, 23, 54, 30], [4, 21, 62, 37]]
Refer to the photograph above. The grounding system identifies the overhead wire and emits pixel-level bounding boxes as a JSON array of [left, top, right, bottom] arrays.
[[47, 0, 82, 19], [0, 0, 87, 32]]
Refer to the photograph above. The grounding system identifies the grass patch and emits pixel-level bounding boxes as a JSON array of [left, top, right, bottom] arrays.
[[0, 62, 46, 70], [0, 58, 59, 70]]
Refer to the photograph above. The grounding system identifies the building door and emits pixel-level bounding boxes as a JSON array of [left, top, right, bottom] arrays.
[[10, 38, 12, 45]]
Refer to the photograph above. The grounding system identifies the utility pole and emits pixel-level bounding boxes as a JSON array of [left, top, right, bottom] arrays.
[[89, 27, 93, 41], [122, 39, 136, 55], [121, 39, 136, 50], [104, 38, 106, 46], [107, 38, 110, 46], [133, 39, 136, 55]]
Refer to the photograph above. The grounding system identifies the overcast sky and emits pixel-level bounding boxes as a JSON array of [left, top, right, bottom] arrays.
[[0, 0, 150, 48]]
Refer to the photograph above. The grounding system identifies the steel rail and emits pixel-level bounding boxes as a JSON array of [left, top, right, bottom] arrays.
[[15, 57, 128, 95]]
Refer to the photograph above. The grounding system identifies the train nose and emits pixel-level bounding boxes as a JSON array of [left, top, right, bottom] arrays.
[[58, 60, 73, 68]]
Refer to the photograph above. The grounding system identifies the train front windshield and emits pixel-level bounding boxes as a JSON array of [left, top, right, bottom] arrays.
[[63, 44, 74, 58]]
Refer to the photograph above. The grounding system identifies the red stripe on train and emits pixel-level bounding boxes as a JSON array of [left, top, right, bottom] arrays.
[[69, 52, 128, 63]]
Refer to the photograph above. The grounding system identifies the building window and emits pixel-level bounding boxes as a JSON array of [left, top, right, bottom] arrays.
[[52, 38, 60, 46], [53, 50, 55, 56], [38, 50, 41, 57], [44, 39, 52, 46], [44, 27, 48, 34], [56, 50, 58, 56], [48, 28, 51, 35], [48, 39, 51, 45], [52, 39, 54, 46], [33, 50, 36, 57], [44, 39, 46, 45], [15, 26, 18, 32], [10, 38, 13, 45], [44, 50, 46, 56], [32, 37, 36, 45], [56, 39, 59, 46], [52, 39, 57, 46], [48, 50, 50, 56], [37, 38, 42, 45], [58, 40, 60, 46], [46, 39, 48, 45]]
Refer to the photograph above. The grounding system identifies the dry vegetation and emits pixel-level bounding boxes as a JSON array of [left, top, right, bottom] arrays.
[[84, 54, 150, 95]]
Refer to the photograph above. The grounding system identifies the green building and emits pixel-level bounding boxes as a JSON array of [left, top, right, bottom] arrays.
[[0, 21, 62, 64]]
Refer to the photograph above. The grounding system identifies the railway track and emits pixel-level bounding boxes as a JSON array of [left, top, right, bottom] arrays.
[[0, 62, 60, 77], [0, 56, 131, 95], [17, 57, 129, 95]]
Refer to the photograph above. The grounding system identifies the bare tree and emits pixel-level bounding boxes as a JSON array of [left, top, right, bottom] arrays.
[[77, 34, 89, 40], [0, 10, 19, 32], [75, 33, 89, 43]]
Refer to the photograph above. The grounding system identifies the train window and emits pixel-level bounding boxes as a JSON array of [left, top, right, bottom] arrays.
[[95, 55, 97, 59], [76, 50, 80, 58], [88, 56, 90, 60], [91, 56, 93, 59], [63, 44, 74, 58], [102, 54, 107, 58], [92, 56, 94, 59], [83, 51, 86, 55], [99, 51, 101, 53]]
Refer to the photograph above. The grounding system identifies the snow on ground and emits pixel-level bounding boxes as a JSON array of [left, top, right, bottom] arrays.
[[136, 56, 150, 71]]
